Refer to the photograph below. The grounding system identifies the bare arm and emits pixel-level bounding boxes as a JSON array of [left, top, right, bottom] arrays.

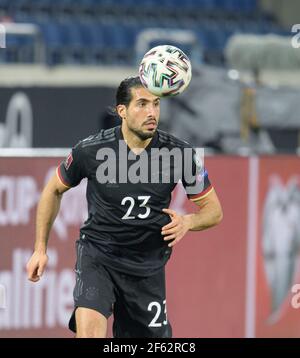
[[162, 189, 223, 247], [26, 171, 70, 282]]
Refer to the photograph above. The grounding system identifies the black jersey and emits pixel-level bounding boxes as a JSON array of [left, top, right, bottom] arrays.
[[57, 126, 213, 276]]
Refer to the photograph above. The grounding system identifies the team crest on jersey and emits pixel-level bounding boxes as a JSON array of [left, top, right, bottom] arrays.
[[64, 152, 73, 170]]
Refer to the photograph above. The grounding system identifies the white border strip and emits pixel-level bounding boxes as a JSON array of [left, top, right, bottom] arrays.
[[0, 65, 136, 87], [245, 156, 259, 338]]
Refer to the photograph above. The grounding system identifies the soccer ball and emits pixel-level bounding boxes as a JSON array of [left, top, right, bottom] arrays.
[[139, 45, 192, 97]]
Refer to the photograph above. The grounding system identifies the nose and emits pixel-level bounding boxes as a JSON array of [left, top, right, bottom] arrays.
[[146, 103, 157, 118]]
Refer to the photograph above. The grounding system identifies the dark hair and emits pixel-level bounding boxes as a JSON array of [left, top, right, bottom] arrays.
[[116, 76, 143, 107]]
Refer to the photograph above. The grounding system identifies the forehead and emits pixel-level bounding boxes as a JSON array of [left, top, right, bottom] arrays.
[[130, 86, 160, 102]]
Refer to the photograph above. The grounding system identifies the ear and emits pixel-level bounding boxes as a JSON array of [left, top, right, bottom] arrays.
[[116, 104, 126, 120]]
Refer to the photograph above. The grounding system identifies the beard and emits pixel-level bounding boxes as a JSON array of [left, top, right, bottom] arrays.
[[129, 126, 156, 141]]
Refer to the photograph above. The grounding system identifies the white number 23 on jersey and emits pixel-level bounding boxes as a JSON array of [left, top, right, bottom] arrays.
[[121, 195, 151, 220]]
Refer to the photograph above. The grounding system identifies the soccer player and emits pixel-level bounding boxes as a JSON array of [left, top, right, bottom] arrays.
[[26, 77, 223, 338]]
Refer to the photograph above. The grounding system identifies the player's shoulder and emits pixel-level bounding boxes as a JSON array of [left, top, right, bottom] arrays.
[[157, 129, 192, 149], [74, 127, 118, 152], [81, 127, 118, 147]]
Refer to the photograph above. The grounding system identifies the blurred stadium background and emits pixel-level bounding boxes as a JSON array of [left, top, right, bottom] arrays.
[[0, 0, 300, 337]]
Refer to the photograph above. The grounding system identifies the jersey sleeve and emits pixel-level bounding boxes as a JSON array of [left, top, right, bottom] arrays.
[[181, 148, 213, 202], [57, 142, 87, 187]]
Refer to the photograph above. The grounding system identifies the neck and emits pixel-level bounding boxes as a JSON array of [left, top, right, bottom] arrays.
[[121, 124, 152, 153]]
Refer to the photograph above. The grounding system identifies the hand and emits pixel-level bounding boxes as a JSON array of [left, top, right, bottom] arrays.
[[161, 208, 191, 247], [26, 251, 48, 282]]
